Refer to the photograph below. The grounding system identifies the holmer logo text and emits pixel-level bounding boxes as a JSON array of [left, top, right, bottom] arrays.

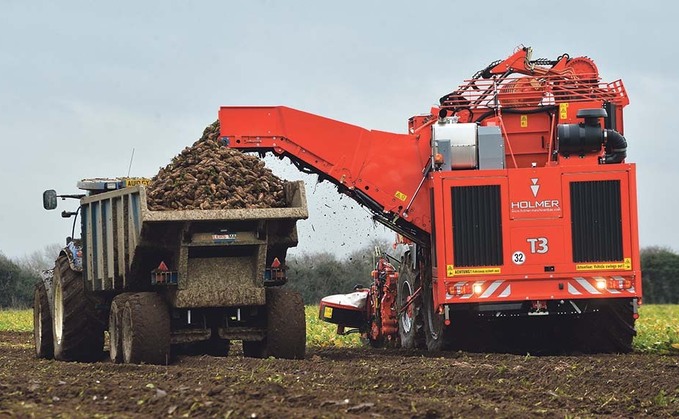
[[511, 200, 560, 210]]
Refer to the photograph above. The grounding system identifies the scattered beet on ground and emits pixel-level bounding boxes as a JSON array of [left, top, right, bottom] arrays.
[[146, 121, 287, 211], [1, 331, 678, 417]]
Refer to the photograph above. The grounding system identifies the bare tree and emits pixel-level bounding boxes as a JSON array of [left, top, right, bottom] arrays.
[[15, 243, 63, 273]]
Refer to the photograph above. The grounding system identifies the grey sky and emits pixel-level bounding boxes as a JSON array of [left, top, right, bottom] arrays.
[[1, 1, 677, 260]]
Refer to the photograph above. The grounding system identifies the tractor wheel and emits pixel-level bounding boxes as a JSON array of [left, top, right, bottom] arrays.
[[52, 254, 104, 362], [422, 279, 448, 351], [397, 253, 425, 349], [121, 292, 170, 365], [243, 287, 305, 359], [33, 281, 53, 359], [109, 293, 135, 363]]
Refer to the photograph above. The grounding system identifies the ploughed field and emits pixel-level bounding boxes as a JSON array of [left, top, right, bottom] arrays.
[[1, 329, 678, 417]]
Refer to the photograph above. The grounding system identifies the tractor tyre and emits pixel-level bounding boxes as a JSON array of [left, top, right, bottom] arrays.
[[422, 279, 448, 352], [121, 292, 170, 365], [33, 280, 53, 359], [109, 293, 136, 363], [397, 253, 425, 350], [243, 287, 305, 359], [52, 254, 105, 362]]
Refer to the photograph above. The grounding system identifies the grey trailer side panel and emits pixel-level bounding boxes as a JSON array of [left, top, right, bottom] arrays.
[[80, 181, 308, 309]]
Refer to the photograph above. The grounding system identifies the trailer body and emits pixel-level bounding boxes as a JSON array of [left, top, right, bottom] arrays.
[[80, 181, 306, 307]]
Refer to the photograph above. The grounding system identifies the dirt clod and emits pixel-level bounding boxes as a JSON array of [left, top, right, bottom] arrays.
[[146, 121, 287, 211]]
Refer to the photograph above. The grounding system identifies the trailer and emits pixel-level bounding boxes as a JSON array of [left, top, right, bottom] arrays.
[[35, 180, 308, 364]]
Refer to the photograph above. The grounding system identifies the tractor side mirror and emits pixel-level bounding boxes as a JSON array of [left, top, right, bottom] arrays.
[[43, 189, 58, 210]]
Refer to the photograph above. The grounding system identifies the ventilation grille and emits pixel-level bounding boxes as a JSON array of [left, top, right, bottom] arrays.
[[451, 185, 503, 267], [570, 180, 623, 262]]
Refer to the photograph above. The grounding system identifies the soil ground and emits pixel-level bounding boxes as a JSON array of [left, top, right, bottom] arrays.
[[1, 331, 678, 418]]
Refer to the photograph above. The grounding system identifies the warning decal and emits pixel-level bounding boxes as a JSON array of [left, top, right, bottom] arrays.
[[447, 265, 501, 276], [576, 258, 632, 271]]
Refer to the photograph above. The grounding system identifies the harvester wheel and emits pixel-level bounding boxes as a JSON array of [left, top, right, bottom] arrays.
[[109, 293, 135, 363], [121, 292, 170, 365], [596, 299, 636, 353], [397, 253, 425, 349], [572, 299, 635, 354], [52, 254, 104, 362], [33, 281, 53, 359], [422, 279, 448, 351], [243, 287, 306, 359]]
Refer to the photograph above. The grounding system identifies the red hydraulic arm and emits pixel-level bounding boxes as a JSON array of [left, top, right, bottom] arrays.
[[218, 106, 434, 243], [218, 46, 629, 244]]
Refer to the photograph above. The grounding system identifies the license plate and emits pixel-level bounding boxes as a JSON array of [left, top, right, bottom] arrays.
[[212, 233, 237, 242]]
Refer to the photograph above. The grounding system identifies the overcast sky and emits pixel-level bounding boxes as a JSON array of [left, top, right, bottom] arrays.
[[1, 1, 677, 261]]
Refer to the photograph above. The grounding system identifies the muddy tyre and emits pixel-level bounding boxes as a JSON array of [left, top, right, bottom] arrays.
[[121, 292, 170, 365], [33, 281, 53, 359], [397, 253, 425, 349], [267, 287, 305, 359], [243, 288, 305, 359], [109, 293, 136, 363], [603, 298, 636, 353], [422, 279, 448, 351], [52, 254, 104, 362], [579, 299, 636, 353]]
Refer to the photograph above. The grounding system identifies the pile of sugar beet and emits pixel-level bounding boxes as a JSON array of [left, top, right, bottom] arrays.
[[146, 121, 287, 211]]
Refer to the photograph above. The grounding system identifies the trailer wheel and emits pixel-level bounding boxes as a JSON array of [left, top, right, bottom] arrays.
[[121, 292, 170, 364], [33, 281, 53, 359], [243, 288, 305, 359], [422, 279, 448, 351], [267, 287, 306, 359], [52, 254, 104, 362], [109, 293, 135, 363], [397, 253, 425, 349]]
